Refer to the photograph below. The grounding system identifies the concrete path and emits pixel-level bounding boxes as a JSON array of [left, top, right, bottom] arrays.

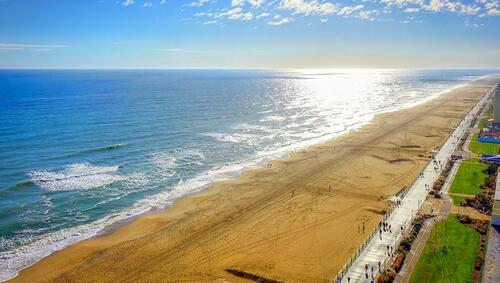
[[335, 88, 493, 283], [395, 159, 458, 283], [483, 225, 500, 283], [483, 167, 500, 282]]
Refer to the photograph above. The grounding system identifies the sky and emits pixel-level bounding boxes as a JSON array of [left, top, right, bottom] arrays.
[[0, 0, 499, 68]]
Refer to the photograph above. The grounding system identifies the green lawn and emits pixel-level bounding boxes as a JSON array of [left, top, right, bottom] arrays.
[[469, 134, 500, 155], [450, 195, 472, 205], [449, 159, 488, 195], [468, 141, 499, 155], [477, 117, 488, 129], [410, 216, 480, 283], [470, 109, 499, 155]]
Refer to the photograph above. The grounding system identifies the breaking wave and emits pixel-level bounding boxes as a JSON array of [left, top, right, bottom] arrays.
[[28, 163, 123, 191]]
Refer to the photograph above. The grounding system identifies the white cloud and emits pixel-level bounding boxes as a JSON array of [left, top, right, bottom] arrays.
[[356, 9, 380, 21], [279, 0, 338, 15], [185, 0, 498, 26], [447, 2, 480, 14], [215, 7, 243, 18], [211, 7, 255, 20], [424, 0, 447, 12], [380, 0, 423, 7], [240, 12, 254, 20], [404, 7, 419, 13], [0, 43, 68, 51], [485, 0, 500, 15], [337, 5, 364, 16], [122, 0, 134, 6], [190, 0, 209, 7], [232, 0, 265, 7], [232, 0, 245, 6], [267, 17, 293, 25], [249, 0, 266, 7], [143, 1, 153, 7], [487, 8, 500, 15], [485, 1, 497, 9]]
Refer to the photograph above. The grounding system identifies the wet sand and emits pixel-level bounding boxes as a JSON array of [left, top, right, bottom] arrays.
[[11, 76, 500, 283]]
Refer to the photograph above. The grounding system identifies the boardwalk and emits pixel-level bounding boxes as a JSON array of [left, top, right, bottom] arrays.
[[336, 87, 494, 283], [394, 160, 458, 283]]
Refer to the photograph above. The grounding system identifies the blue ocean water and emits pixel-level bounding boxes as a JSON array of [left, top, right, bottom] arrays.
[[0, 68, 497, 280]]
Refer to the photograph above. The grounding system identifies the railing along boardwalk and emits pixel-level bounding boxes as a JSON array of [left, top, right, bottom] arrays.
[[332, 85, 497, 283]]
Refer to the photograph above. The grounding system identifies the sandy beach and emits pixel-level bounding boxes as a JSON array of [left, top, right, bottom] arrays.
[[11, 76, 499, 283]]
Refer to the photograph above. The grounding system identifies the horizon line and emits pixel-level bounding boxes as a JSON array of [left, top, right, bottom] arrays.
[[1, 67, 500, 71]]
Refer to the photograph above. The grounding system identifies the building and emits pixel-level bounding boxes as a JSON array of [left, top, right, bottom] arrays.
[[494, 84, 500, 127], [493, 171, 500, 226]]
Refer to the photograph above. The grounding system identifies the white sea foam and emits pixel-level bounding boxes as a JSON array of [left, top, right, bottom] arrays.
[[28, 163, 124, 191], [232, 123, 271, 132], [1, 73, 491, 282], [150, 148, 205, 176], [203, 132, 259, 144]]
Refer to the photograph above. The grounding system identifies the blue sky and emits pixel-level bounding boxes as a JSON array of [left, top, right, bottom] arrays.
[[0, 0, 499, 68]]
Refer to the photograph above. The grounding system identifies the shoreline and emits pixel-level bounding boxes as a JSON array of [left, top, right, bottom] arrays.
[[338, 80, 497, 282], [93, 80, 474, 236], [0, 78, 476, 281], [0, 80, 471, 282], [5, 75, 500, 282]]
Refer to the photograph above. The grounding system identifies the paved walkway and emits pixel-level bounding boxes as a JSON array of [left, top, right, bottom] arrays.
[[483, 163, 500, 282], [396, 102, 492, 282], [483, 225, 500, 283], [335, 89, 492, 283], [395, 159, 458, 283]]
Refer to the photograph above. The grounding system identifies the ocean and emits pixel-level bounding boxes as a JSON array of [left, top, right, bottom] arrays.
[[0, 68, 497, 280]]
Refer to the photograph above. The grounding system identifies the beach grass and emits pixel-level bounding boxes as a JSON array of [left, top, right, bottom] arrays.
[[449, 159, 488, 195], [410, 216, 480, 283]]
